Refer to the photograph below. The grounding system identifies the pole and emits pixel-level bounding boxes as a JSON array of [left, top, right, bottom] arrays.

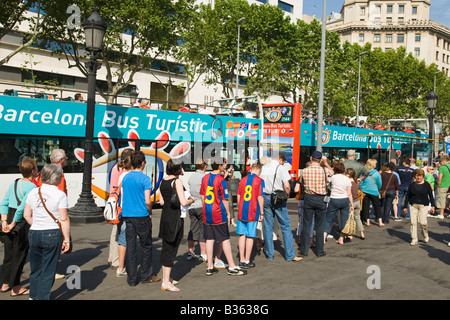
[[356, 51, 366, 123], [68, 54, 103, 223], [236, 23, 241, 98], [428, 109, 435, 165], [356, 55, 362, 123], [316, 0, 327, 152]]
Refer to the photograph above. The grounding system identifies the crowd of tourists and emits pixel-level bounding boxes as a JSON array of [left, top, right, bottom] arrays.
[[1, 148, 449, 299]]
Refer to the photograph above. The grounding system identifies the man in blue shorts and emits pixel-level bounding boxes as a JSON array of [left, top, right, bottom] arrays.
[[236, 163, 264, 268]]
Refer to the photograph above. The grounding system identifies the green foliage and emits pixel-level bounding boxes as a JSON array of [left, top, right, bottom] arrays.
[[1, 0, 448, 126]]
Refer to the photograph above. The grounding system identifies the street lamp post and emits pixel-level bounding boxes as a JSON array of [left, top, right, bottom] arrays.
[[129, 87, 139, 106], [426, 88, 438, 166], [69, 7, 106, 223], [434, 70, 441, 92], [316, 0, 327, 152], [235, 17, 246, 98], [356, 51, 367, 123]]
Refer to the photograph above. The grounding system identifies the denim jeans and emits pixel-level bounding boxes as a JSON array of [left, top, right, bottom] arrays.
[[397, 185, 410, 218], [262, 195, 295, 261], [300, 194, 327, 256], [28, 229, 62, 300], [124, 216, 154, 286], [324, 197, 350, 234], [380, 190, 396, 223]]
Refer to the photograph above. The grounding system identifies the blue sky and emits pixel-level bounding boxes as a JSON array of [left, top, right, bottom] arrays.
[[303, 0, 449, 27]]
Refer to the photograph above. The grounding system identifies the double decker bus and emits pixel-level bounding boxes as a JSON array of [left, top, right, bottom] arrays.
[[261, 103, 429, 173], [0, 94, 263, 207]]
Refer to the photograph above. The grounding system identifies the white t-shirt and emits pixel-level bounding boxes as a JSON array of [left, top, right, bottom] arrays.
[[261, 160, 291, 194], [330, 174, 352, 199], [26, 184, 69, 230]]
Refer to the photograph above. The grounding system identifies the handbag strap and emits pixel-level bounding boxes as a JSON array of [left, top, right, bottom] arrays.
[[38, 187, 62, 231], [386, 173, 394, 188], [14, 178, 21, 206], [272, 165, 280, 193]]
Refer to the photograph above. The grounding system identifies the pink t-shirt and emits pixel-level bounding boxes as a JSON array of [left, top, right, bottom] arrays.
[[109, 165, 124, 194]]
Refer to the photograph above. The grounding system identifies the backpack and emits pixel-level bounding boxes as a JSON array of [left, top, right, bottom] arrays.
[[103, 182, 122, 224]]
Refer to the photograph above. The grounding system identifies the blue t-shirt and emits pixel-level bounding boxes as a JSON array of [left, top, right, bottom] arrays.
[[121, 171, 152, 218], [397, 165, 414, 188]]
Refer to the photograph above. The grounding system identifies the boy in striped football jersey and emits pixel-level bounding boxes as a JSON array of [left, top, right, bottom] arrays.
[[200, 158, 247, 276], [236, 163, 265, 268]]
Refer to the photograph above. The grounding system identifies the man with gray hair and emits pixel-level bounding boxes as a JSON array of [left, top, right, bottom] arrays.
[[343, 150, 370, 182], [35, 149, 68, 195]]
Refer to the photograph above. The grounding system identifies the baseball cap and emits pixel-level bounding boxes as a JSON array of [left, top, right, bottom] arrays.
[[311, 150, 322, 160], [347, 150, 356, 157]]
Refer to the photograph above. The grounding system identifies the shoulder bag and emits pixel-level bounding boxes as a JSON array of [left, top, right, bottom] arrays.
[[7, 179, 29, 235], [323, 168, 331, 203], [271, 165, 289, 204], [342, 211, 356, 236], [38, 188, 72, 254], [169, 179, 181, 209]]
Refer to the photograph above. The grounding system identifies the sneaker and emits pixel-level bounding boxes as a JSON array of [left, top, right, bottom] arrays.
[[239, 261, 255, 269], [187, 252, 199, 260], [198, 254, 207, 262], [227, 267, 247, 276], [214, 260, 228, 269], [116, 268, 127, 278], [435, 215, 444, 219], [424, 235, 430, 243], [394, 218, 402, 222], [410, 240, 418, 246], [206, 267, 219, 276]]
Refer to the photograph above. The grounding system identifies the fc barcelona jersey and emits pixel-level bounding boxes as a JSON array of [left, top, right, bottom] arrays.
[[237, 173, 265, 222], [200, 173, 229, 225]]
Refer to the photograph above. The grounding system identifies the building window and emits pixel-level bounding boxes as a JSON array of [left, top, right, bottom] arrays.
[[256, 0, 267, 3], [397, 34, 404, 43], [359, 33, 365, 42], [374, 34, 381, 42], [360, 7, 366, 15], [386, 34, 393, 43], [278, 1, 293, 13], [412, 6, 418, 14], [436, 51, 439, 60], [399, 5, 405, 13], [398, 17, 404, 24], [387, 5, 393, 13], [414, 48, 420, 57], [387, 17, 393, 24], [21, 69, 75, 89], [415, 33, 421, 42], [375, 5, 381, 14]]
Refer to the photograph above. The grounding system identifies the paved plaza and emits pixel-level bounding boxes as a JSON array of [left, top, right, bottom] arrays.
[[1, 200, 449, 303]]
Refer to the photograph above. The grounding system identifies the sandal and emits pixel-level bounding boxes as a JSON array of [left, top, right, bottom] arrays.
[[161, 282, 180, 292], [11, 288, 29, 297]]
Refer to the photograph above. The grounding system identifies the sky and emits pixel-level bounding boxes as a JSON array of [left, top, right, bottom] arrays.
[[302, 0, 450, 27]]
